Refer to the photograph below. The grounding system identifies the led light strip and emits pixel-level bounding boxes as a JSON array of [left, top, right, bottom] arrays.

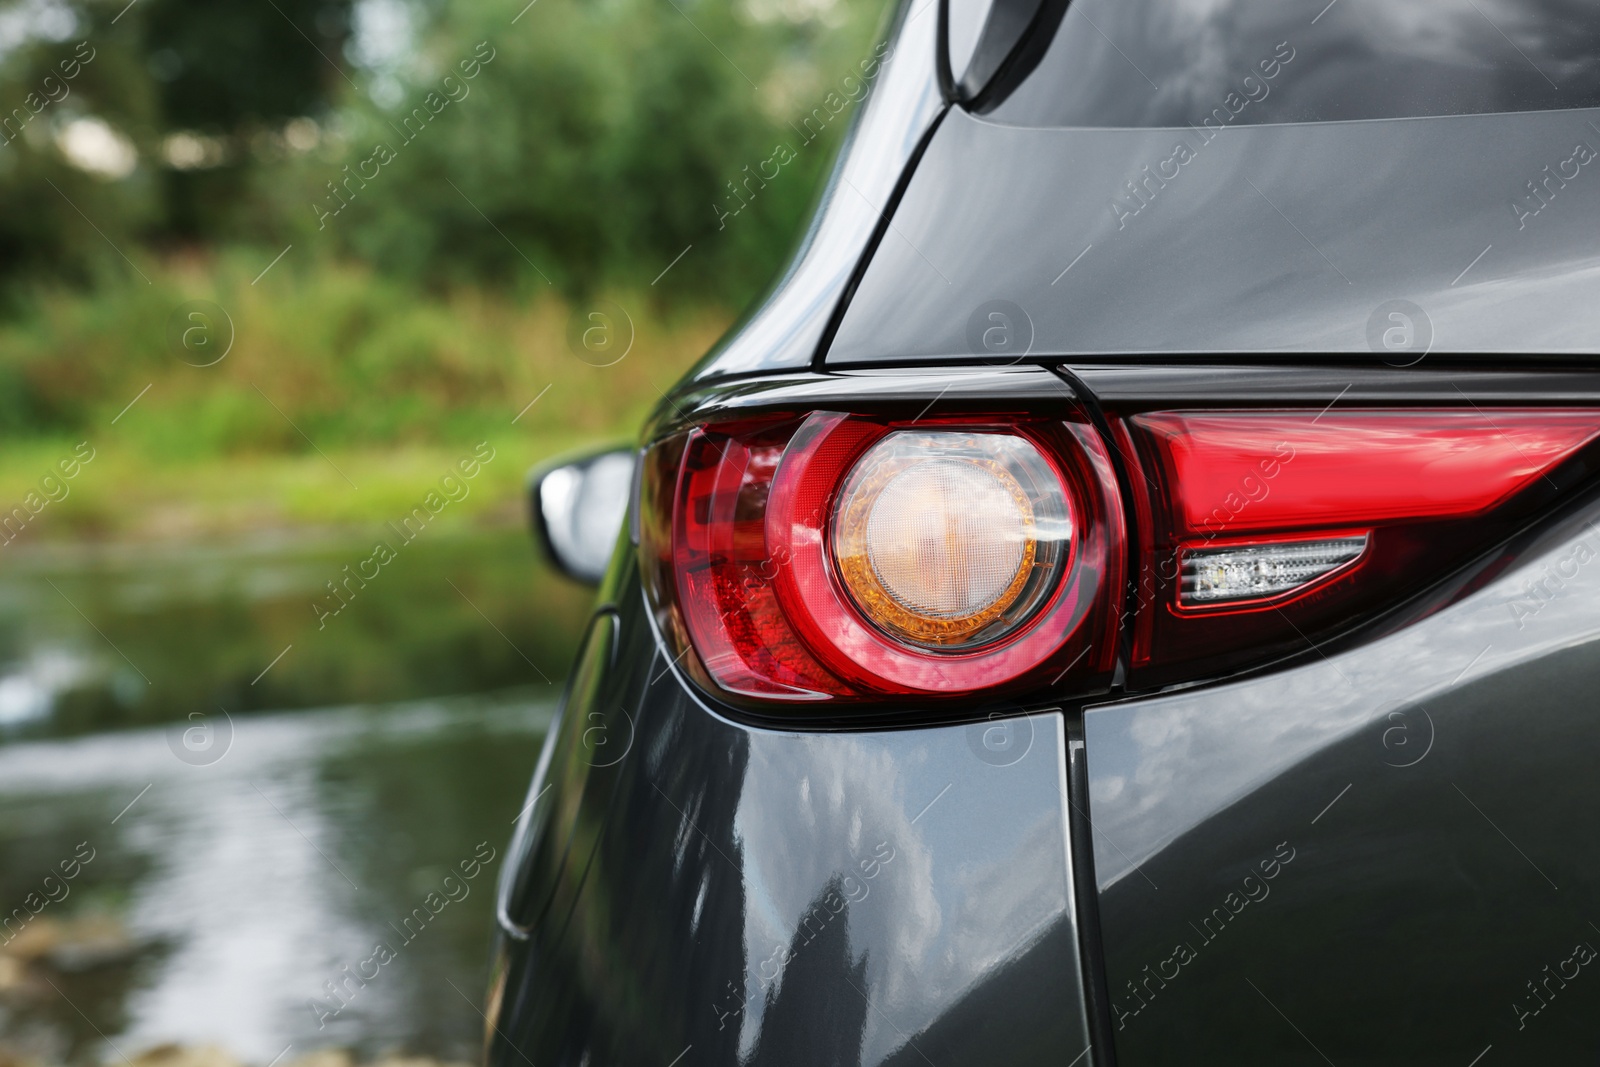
[[1180, 535, 1369, 606]]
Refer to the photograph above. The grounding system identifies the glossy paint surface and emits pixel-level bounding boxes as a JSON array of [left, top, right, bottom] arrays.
[[828, 106, 1600, 359], [1083, 498, 1600, 1062], [688, 0, 944, 380], [488, 564, 1095, 1067]]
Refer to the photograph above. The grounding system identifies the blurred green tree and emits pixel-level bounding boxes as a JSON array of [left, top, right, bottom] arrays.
[[0, 0, 887, 310], [0, 28, 154, 300], [0, 0, 356, 292], [139, 0, 356, 237], [297, 0, 886, 304]]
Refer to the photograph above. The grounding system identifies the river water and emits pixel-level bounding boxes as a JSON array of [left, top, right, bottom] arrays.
[[0, 528, 587, 1066]]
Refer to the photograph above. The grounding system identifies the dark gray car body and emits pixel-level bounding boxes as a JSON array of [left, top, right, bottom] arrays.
[[486, 0, 1600, 1062]]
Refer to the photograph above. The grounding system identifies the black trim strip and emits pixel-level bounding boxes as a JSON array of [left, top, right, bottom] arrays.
[[1066, 718, 1119, 1067], [811, 104, 951, 372], [962, 0, 1069, 111], [1067, 361, 1600, 405]]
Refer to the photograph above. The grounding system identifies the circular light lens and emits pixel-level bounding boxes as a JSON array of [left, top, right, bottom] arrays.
[[831, 431, 1072, 650]]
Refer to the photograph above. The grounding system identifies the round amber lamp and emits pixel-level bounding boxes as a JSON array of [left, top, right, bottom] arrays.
[[831, 431, 1070, 650]]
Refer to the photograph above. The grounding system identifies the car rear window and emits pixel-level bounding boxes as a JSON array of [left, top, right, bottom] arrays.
[[989, 0, 1600, 127]]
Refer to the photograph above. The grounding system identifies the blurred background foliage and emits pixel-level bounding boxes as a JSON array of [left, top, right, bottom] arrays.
[[0, 0, 889, 726], [0, 0, 903, 1052], [0, 0, 888, 503]]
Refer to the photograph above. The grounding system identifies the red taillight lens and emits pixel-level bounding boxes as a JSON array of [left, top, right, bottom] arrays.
[[641, 411, 1125, 704], [643, 397, 1600, 705], [1124, 409, 1600, 685], [672, 421, 849, 700], [1137, 411, 1600, 536]]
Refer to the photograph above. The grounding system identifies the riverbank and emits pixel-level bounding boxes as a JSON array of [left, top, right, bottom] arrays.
[[0, 253, 724, 546]]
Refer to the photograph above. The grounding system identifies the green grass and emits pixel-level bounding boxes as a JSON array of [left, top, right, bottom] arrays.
[[0, 250, 728, 543]]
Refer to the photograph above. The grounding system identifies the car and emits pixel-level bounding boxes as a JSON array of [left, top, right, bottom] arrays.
[[486, 0, 1600, 1062]]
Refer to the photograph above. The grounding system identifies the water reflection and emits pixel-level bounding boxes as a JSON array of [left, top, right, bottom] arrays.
[[0, 529, 588, 739], [0, 691, 552, 1065]]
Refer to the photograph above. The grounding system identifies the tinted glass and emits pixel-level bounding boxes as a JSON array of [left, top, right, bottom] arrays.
[[991, 0, 1600, 127]]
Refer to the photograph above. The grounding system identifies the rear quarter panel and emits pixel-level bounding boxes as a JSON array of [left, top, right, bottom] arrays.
[[1083, 501, 1600, 1064]]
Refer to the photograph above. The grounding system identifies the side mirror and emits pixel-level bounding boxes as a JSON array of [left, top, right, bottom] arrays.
[[530, 448, 636, 585]]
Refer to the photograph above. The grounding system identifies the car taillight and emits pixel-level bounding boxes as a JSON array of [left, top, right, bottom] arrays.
[[642, 396, 1600, 705], [640, 410, 1125, 704], [1122, 409, 1600, 686]]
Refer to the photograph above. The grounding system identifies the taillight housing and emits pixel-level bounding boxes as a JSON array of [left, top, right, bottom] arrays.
[[1121, 409, 1600, 686], [640, 409, 1125, 705], [639, 388, 1600, 707]]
